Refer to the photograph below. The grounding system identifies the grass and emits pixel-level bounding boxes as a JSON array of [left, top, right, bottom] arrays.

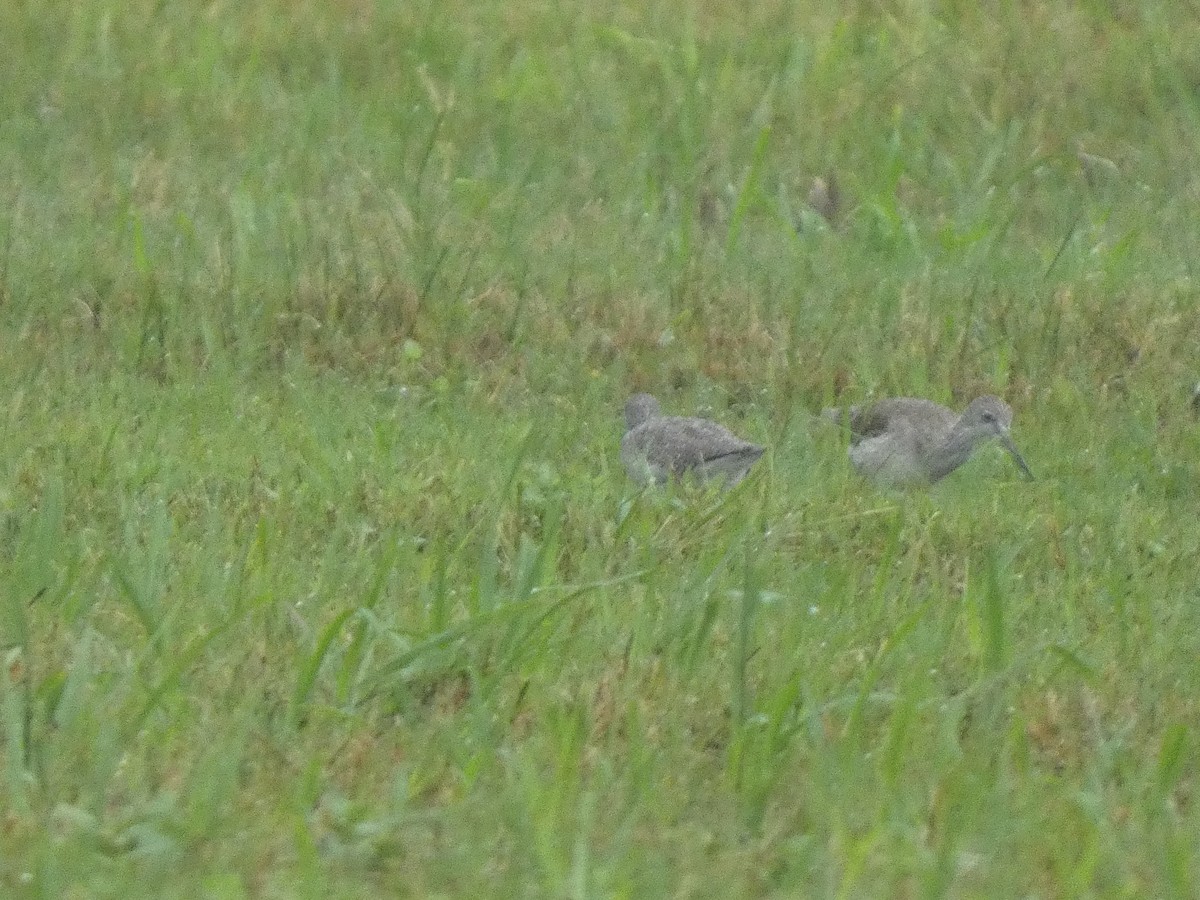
[[3, 0, 1200, 895]]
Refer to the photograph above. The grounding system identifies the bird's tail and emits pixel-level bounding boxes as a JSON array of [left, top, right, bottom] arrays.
[[820, 405, 859, 428]]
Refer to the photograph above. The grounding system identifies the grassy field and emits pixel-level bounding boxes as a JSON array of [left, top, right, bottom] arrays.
[[3, 0, 1200, 895]]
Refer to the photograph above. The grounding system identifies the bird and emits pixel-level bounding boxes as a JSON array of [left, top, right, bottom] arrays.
[[823, 395, 1033, 487], [620, 393, 764, 488]]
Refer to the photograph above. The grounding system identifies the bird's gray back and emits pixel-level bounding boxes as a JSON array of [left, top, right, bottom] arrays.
[[621, 415, 763, 487], [847, 398, 957, 448], [624, 416, 759, 464]]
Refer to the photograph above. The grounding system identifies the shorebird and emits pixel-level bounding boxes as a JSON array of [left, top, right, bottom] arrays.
[[620, 393, 764, 488], [824, 395, 1033, 487]]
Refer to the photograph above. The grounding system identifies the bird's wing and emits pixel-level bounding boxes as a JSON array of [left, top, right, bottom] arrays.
[[673, 417, 762, 462], [625, 417, 761, 473], [846, 398, 955, 447]]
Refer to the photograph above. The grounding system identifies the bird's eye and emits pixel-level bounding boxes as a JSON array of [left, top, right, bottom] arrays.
[[981, 411, 996, 423]]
